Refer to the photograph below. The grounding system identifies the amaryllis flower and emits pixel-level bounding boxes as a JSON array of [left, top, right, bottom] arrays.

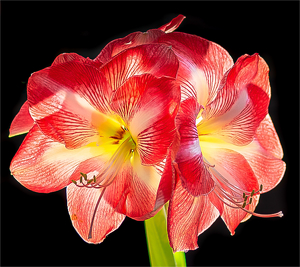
[[9, 43, 180, 243], [157, 32, 286, 252]]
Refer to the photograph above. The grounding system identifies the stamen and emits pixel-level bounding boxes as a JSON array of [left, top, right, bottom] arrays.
[[74, 137, 135, 189], [205, 158, 283, 219]]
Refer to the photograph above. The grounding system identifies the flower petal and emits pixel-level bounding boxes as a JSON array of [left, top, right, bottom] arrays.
[[202, 147, 260, 193], [255, 114, 283, 159], [168, 176, 219, 252], [175, 98, 214, 196], [99, 44, 179, 92], [154, 149, 176, 210], [10, 125, 104, 193], [94, 30, 165, 64], [104, 153, 161, 220], [209, 192, 259, 235], [158, 14, 186, 33], [67, 183, 125, 244], [27, 61, 118, 148], [158, 32, 234, 104], [52, 52, 103, 68], [199, 54, 270, 145], [9, 101, 34, 137], [111, 74, 180, 165]]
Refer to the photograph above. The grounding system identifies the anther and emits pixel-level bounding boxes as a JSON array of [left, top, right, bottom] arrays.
[[260, 184, 263, 191], [121, 125, 128, 131], [81, 172, 87, 181], [71, 180, 77, 185], [251, 189, 255, 197], [249, 198, 253, 205]]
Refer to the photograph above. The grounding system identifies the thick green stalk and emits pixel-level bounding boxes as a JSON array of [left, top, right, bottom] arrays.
[[144, 204, 186, 267]]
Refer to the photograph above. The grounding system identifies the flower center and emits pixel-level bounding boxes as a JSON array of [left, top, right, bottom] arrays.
[[72, 124, 136, 189]]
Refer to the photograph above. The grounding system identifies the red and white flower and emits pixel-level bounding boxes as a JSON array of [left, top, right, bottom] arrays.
[[9, 43, 180, 243], [159, 32, 286, 252]]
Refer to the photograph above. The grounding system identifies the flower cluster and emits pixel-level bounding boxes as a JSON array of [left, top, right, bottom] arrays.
[[10, 15, 285, 252]]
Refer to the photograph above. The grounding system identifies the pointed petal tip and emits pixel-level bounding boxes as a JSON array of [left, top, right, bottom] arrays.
[[158, 14, 186, 33]]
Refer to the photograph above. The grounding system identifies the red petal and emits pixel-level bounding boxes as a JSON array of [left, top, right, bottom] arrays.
[[67, 183, 125, 244], [104, 156, 161, 220], [94, 29, 164, 64], [52, 52, 103, 68], [200, 54, 270, 145], [175, 98, 214, 196], [209, 193, 260, 235], [10, 125, 99, 193], [111, 74, 180, 165], [154, 149, 176, 210], [9, 101, 34, 137], [238, 115, 285, 193], [28, 61, 113, 116], [37, 109, 99, 149], [168, 177, 219, 252], [99, 44, 179, 92], [27, 61, 116, 148], [255, 114, 283, 159], [51, 53, 86, 66], [158, 14, 186, 33], [158, 32, 233, 105], [203, 147, 259, 193]]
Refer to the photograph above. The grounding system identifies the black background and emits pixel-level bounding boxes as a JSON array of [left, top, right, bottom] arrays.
[[1, 1, 299, 266]]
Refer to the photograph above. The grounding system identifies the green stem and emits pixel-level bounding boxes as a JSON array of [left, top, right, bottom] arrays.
[[144, 204, 186, 267]]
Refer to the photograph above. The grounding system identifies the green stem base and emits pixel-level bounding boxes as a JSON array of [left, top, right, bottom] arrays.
[[144, 204, 186, 267]]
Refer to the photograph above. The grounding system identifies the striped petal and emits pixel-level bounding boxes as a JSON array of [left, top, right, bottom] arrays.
[[94, 30, 164, 64], [10, 125, 105, 193], [168, 176, 219, 252], [104, 153, 161, 220], [199, 54, 270, 146], [111, 74, 180, 165], [67, 183, 126, 244], [175, 98, 214, 196], [158, 32, 234, 104], [99, 44, 179, 92], [27, 61, 116, 149]]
